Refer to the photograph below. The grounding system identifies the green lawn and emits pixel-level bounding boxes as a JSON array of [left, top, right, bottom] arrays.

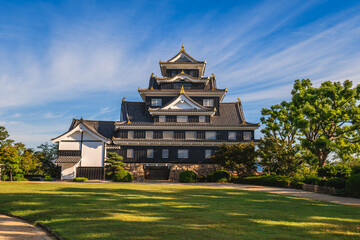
[[0, 182, 359, 240]]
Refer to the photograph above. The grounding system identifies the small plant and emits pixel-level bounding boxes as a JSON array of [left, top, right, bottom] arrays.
[[179, 171, 197, 183], [44, 175, 53, 181], [113, 170, 132, 182], [73, 177, 88, 182], [208, 170, 231, 182]]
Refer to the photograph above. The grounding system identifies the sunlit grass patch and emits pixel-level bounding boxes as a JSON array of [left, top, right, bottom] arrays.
[[0, 182, 359, 240]]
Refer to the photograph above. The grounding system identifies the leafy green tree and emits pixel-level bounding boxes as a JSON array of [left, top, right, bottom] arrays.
[[15, 143, 41, 175], [0, 126, 14, 147], [105, 152, 125, 178], [0, 145, 22, 181], [211, 143, 257, 176], [258, 101, 305, 175], [35, 143, 58, 177], [291, 79, 360, 167]]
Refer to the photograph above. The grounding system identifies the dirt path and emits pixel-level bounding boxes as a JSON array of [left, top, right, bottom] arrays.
[[0, 214, 54, 240]]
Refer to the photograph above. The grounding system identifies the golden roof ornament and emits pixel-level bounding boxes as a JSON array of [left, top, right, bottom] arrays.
[[150, 86, 154, 90], [237, 97, 241, 103], [180, 69, 185, 74], [211, 73, 215, 78], [112, 136, 115, 140], [122, 97, 126, 102], [181, 44, 185, 52], [180, 85, 185, 94], [127, 119, 131, 124], [214, 107, 217, 112], [150, 73, 154, 78], [225, 88, 228, 92], [242, 120, 246, 124]]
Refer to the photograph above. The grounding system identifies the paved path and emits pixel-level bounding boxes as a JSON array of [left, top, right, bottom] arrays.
[[0, 214, 53, 240]]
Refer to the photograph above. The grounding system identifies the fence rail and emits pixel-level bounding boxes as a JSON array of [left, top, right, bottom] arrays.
[[76, 167, 105, 180]]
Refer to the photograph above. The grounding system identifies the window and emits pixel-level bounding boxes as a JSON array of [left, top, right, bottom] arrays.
[[163, 131, 174, 139], [185, 131, 196, 139], [199, 116, 206, 123], [228, 132, 236, 140], [128, 131, 134, 139], [151, 99, 162, 107], [177, 116, 188, 123], [146, 131, 153, 139], [127, 149, 133, 158], [159, 116, 166, 122], [178, 149, 189, 158], [205, 149, 212, 159], [244, 132, 252, 141], [147, 149, 154, 158], [203, 99, 214, 107], [205, 131, 216, 140], [162, 149, 169, 159]]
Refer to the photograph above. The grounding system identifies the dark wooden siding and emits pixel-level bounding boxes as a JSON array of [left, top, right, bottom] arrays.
[[108, 146, 219, 164], [76, 167, 104, 180], [58, 150, 81, 156]]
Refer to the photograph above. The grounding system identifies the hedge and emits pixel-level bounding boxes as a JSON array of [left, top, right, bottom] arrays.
[[113, 170, 133, 182], [346, 174, 360, 198], [179, 171, 197, 183], [73, 177, 88, 182], [207, 170, 231, 182], [317, 165, 352, 179]]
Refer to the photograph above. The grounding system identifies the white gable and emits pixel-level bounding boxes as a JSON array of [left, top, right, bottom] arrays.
[[157, 74, 208, 83], [162, 94, 203, 110], [52, 123, 108, 143]]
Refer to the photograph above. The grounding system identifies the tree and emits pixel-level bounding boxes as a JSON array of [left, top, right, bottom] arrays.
[[0, 126, 14, 147], [291, 79, 360, 167], [105, 152, 125, 178], [258, 101, 305, 175], [211, 143, 257, 176], [35, 143, 58, 177], [0, 145, 22, 181], [15, 143, 41, 175]]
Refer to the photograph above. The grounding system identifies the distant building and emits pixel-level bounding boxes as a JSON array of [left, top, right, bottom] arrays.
[[52, 46, 259, 180]]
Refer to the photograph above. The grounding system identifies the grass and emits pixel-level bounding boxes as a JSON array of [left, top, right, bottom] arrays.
[[0, 182, 359, 240]]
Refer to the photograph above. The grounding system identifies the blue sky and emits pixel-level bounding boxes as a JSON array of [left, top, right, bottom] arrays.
[[1, 0, 360, 149]]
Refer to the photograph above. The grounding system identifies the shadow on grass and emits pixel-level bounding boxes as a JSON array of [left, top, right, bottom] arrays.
[[0, 183, 359, 240]]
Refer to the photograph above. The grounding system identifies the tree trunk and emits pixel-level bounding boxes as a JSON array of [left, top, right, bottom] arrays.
[[318, 151, 329, 167], [10, 171, 13, 181]]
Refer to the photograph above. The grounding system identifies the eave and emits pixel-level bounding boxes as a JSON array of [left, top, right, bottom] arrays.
[[138, 89, 227, 101]]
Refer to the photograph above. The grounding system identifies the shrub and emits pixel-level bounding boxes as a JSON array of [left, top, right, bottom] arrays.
[[208, 170, 231, 182], [197, 176, 206, 182], [317, 165, 351, 179], [73, 177, 88, 182], [113, 170, 133, 182], [346, 174, 360, 198], [325, 178, 347, 189], [290, 180, 304, 189], [351, 166, 360, 175], [303, 175, 323, 185], [13, 175, 28, 181], [44, 176, 53, 181], [233, 174, 290, 188], [179, 171, 197, 183]]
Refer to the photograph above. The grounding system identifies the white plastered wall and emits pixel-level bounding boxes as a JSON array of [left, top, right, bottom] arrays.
[[60, 163, 79, 180]]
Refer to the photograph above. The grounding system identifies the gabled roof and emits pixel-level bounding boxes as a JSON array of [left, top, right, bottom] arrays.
[[55, 156, 81, 164], [52, 118, 114, 143], [153, 93, 212, 111], [167, 45, 201, 63]]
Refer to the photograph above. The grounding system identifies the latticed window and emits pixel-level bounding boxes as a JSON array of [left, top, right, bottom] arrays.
[[177, 116, 188, 122], [244, 132, 252, 140], [178, 149, 189, 158], [159, 116, 166, 122], [185, 131, 196, 139], [205, 149, 212, 159], [147, 149, 154, 158], [163, 131, 174, 139], [128, 131, 134, 139], [151, 99, 162, 107], [146, 131, 153, 139], [203, 99, 214, 107], [127, 149, 134, 158], [205, 131, 216, 140], [162, 149, 169, 158], [228, 132, 236, 140], [199, 116, 206, 123]]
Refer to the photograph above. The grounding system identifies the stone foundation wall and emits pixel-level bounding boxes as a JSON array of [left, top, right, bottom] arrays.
[[169, 164, 223, 181], [124, 163, 145, 181]]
